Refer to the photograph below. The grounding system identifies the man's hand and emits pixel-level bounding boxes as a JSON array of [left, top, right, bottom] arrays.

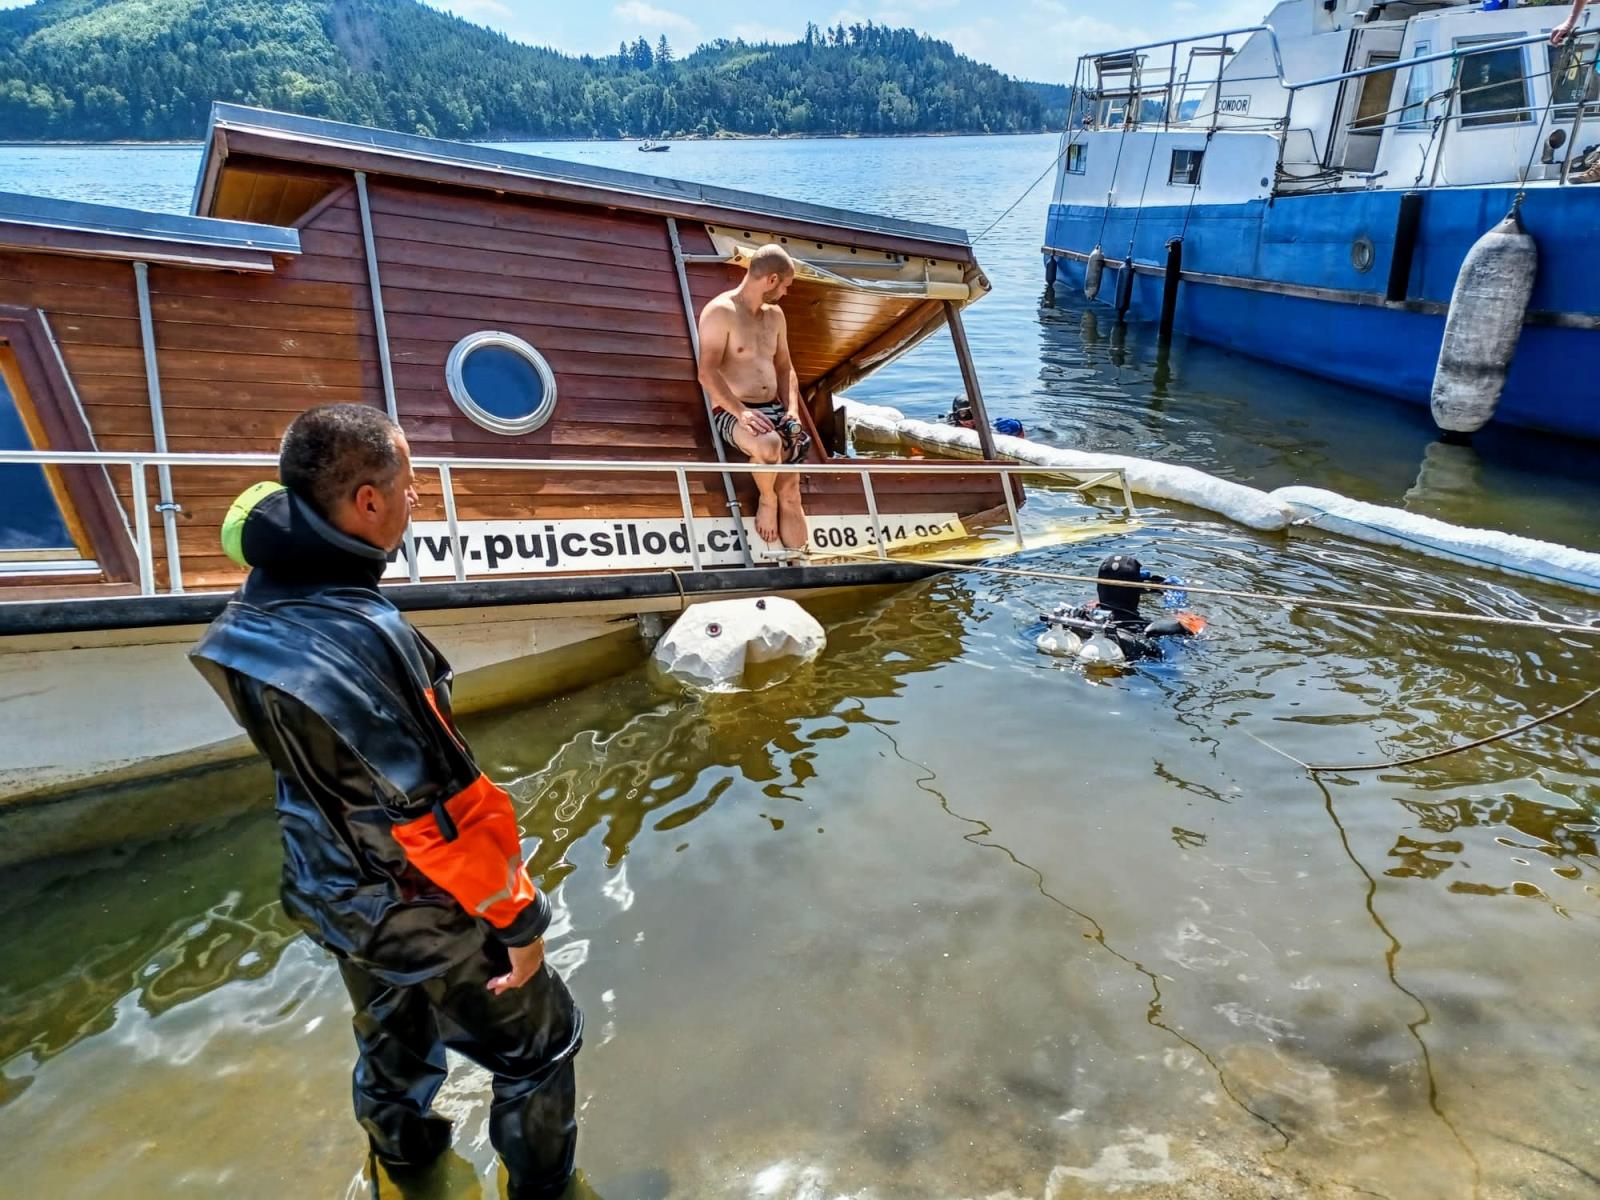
[[1553, 18, 1577, 44], [488, 936, 545, 994], [737, 408, 775, 436]]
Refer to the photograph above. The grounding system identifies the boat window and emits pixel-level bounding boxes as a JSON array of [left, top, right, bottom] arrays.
[[1547, 36, 1600, 118], [1066, 142, 1088, 174], [1400, 43, 1433, 130], [1168, 148, 1204, 185], [444, 331, 558, 436], [1099, 96, 1129, 128], [1352, 53, 1399, 130], [1455, 39, 1530, 127], [0, 350, 76, 555]]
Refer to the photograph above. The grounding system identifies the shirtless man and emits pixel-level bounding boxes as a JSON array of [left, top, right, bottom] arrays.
[[697, 244, 809, 551]]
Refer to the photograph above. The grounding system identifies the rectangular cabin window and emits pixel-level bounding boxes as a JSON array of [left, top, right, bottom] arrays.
[[0, 350, 76, 557], [1352, 53, 1399, 130], [1548, 36, 1600, 119], [1400, 43, 1433, 130], [1066, 142, 1088, 174], [1168, 148, 1204, 186], [1455, 40, 1531, 127], [1099, 96, 1129, 128]]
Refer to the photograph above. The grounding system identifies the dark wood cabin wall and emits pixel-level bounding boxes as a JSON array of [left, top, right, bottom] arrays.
[[0, 172, 1006, 595], [0, 195, 380, 589]]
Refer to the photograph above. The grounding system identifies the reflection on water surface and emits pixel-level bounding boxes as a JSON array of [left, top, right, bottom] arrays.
[[3, 545, 1599, 1198]]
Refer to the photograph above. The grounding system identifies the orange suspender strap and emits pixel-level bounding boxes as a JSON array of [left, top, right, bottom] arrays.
[[389, 688, 540, 934]]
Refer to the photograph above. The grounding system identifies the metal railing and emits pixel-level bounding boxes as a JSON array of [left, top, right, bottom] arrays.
[[0, 449, 1136, 597], [1068, 21, 1599, 187]]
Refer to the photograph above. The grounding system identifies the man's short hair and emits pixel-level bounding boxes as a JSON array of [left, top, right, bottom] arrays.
[[747, 243, 795, 282], [279, 403, 403, 517]]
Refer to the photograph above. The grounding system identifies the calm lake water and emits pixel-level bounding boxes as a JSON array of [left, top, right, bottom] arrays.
[[3, 136, 1600, 1199]]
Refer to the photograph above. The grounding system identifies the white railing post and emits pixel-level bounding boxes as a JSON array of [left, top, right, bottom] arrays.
[[438, 464, 466, 583], [860, 473, 888, 559], [129, 461, 155, 596], [1000, 466, 1025, 550], [674, 468, 705, 572]]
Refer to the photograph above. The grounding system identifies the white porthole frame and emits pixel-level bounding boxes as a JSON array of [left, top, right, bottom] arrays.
[[444, 330, 558, 435]]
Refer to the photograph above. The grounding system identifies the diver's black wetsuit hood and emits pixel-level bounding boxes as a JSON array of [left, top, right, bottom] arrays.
[[1096, 553, 1159, 619]]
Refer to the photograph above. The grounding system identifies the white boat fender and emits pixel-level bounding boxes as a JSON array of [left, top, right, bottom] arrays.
[[1084, 245, 1105, 300], [1430, 208, 1538, 436], [652, 596, 825, 689]]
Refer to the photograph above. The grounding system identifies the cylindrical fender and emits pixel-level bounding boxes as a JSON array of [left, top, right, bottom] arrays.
[[1084, 245, 1105, 300], [1430, 208, 1537, 436]]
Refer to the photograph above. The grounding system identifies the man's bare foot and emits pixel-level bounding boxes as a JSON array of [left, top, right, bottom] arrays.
[[778, 506, 808, 552], [754, 496, 780, 544]]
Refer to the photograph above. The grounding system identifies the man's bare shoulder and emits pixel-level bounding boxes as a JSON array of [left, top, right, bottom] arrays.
[[760, 301, 788, 326], [700, 290, 740, 321]]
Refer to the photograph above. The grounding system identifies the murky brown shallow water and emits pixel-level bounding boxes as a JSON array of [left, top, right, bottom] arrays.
[[4, 136, 1600, 1198], [5, 518, 1600, 1198]]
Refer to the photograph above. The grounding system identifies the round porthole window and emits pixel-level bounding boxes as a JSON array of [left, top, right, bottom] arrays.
[[445, 331, 557, 435], [1350, 235, 1376, 274]]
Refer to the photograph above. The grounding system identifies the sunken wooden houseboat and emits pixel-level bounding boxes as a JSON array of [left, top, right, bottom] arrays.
[[0, 104, 1023, 818]]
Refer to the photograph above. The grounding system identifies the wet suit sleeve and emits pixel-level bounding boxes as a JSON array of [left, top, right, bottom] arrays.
[[196, 622, 549, 948], [382, 684, 551, 948]]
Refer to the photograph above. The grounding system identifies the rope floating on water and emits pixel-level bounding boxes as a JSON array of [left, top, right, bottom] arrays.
[[802, 544, 1600, 772], [802, 546, 1600, 636], [1246, 683, 1600, 774]]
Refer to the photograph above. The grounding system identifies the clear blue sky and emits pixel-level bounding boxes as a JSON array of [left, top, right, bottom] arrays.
[[0, 0, 1274, 84], [431, 0, 1274, 83]]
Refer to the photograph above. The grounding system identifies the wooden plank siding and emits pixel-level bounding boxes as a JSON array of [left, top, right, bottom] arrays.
[[0, 162, 1009, 597]]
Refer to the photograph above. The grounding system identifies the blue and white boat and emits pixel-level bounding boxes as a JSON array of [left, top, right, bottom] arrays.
[[1042, 0, 1600, 440]]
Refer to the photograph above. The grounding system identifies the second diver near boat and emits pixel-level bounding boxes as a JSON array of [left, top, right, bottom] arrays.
[[1038, 553, 1206, 664], [189, 405, 582, 1199]]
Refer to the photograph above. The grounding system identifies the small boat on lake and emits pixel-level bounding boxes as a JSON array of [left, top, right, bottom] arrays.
[[0, 103, 1028, 816], [1043, 0, 1600, 440], [638, 140, 671, 152]]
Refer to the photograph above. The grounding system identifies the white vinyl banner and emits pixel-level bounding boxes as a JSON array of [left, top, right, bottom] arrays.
[[385, 512, 965, 579]]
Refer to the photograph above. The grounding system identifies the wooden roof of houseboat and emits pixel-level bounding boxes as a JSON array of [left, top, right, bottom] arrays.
[[193, 105, 975, 252], [0, 190, 298, 271]]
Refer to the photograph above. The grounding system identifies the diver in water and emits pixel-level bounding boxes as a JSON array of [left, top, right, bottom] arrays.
[[1038, 553, 1205, 663]]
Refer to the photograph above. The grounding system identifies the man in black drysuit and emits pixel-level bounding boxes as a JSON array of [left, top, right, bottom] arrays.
[[190, 404, 582, 1198]]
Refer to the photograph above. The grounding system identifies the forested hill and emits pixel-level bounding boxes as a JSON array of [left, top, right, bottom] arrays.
[[0, 0, 1065, 141]]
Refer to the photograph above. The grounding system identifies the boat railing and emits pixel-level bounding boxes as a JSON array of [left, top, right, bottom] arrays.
[[1071, 26, 1288, 135], [1072, 25, 1598, 178], [1317, 31, 1595, 187], [0, 449, 1135, 597]]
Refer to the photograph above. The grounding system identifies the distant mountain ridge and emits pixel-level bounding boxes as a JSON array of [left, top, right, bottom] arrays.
[[0, 0, 1067, 142]]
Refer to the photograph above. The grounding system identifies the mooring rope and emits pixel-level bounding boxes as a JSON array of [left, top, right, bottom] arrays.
[[1245, 682, 1600, 773], [804, 546, 1600, 637], [803, 544, 1600, 772]]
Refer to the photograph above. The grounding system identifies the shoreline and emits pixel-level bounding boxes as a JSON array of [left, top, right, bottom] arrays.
[[0, 129, 1057, 149]]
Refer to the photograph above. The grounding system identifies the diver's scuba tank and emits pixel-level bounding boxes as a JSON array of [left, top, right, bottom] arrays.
[[1077, 627, 1126, 664], [1035, 627, 1083, 658]]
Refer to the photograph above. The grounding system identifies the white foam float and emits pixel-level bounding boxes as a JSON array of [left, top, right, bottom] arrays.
[[1275, 486, 1600, 593], [843, 399, 1289, 532], [841, 399, 1600, 596], [652, 596, 826, 690]]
